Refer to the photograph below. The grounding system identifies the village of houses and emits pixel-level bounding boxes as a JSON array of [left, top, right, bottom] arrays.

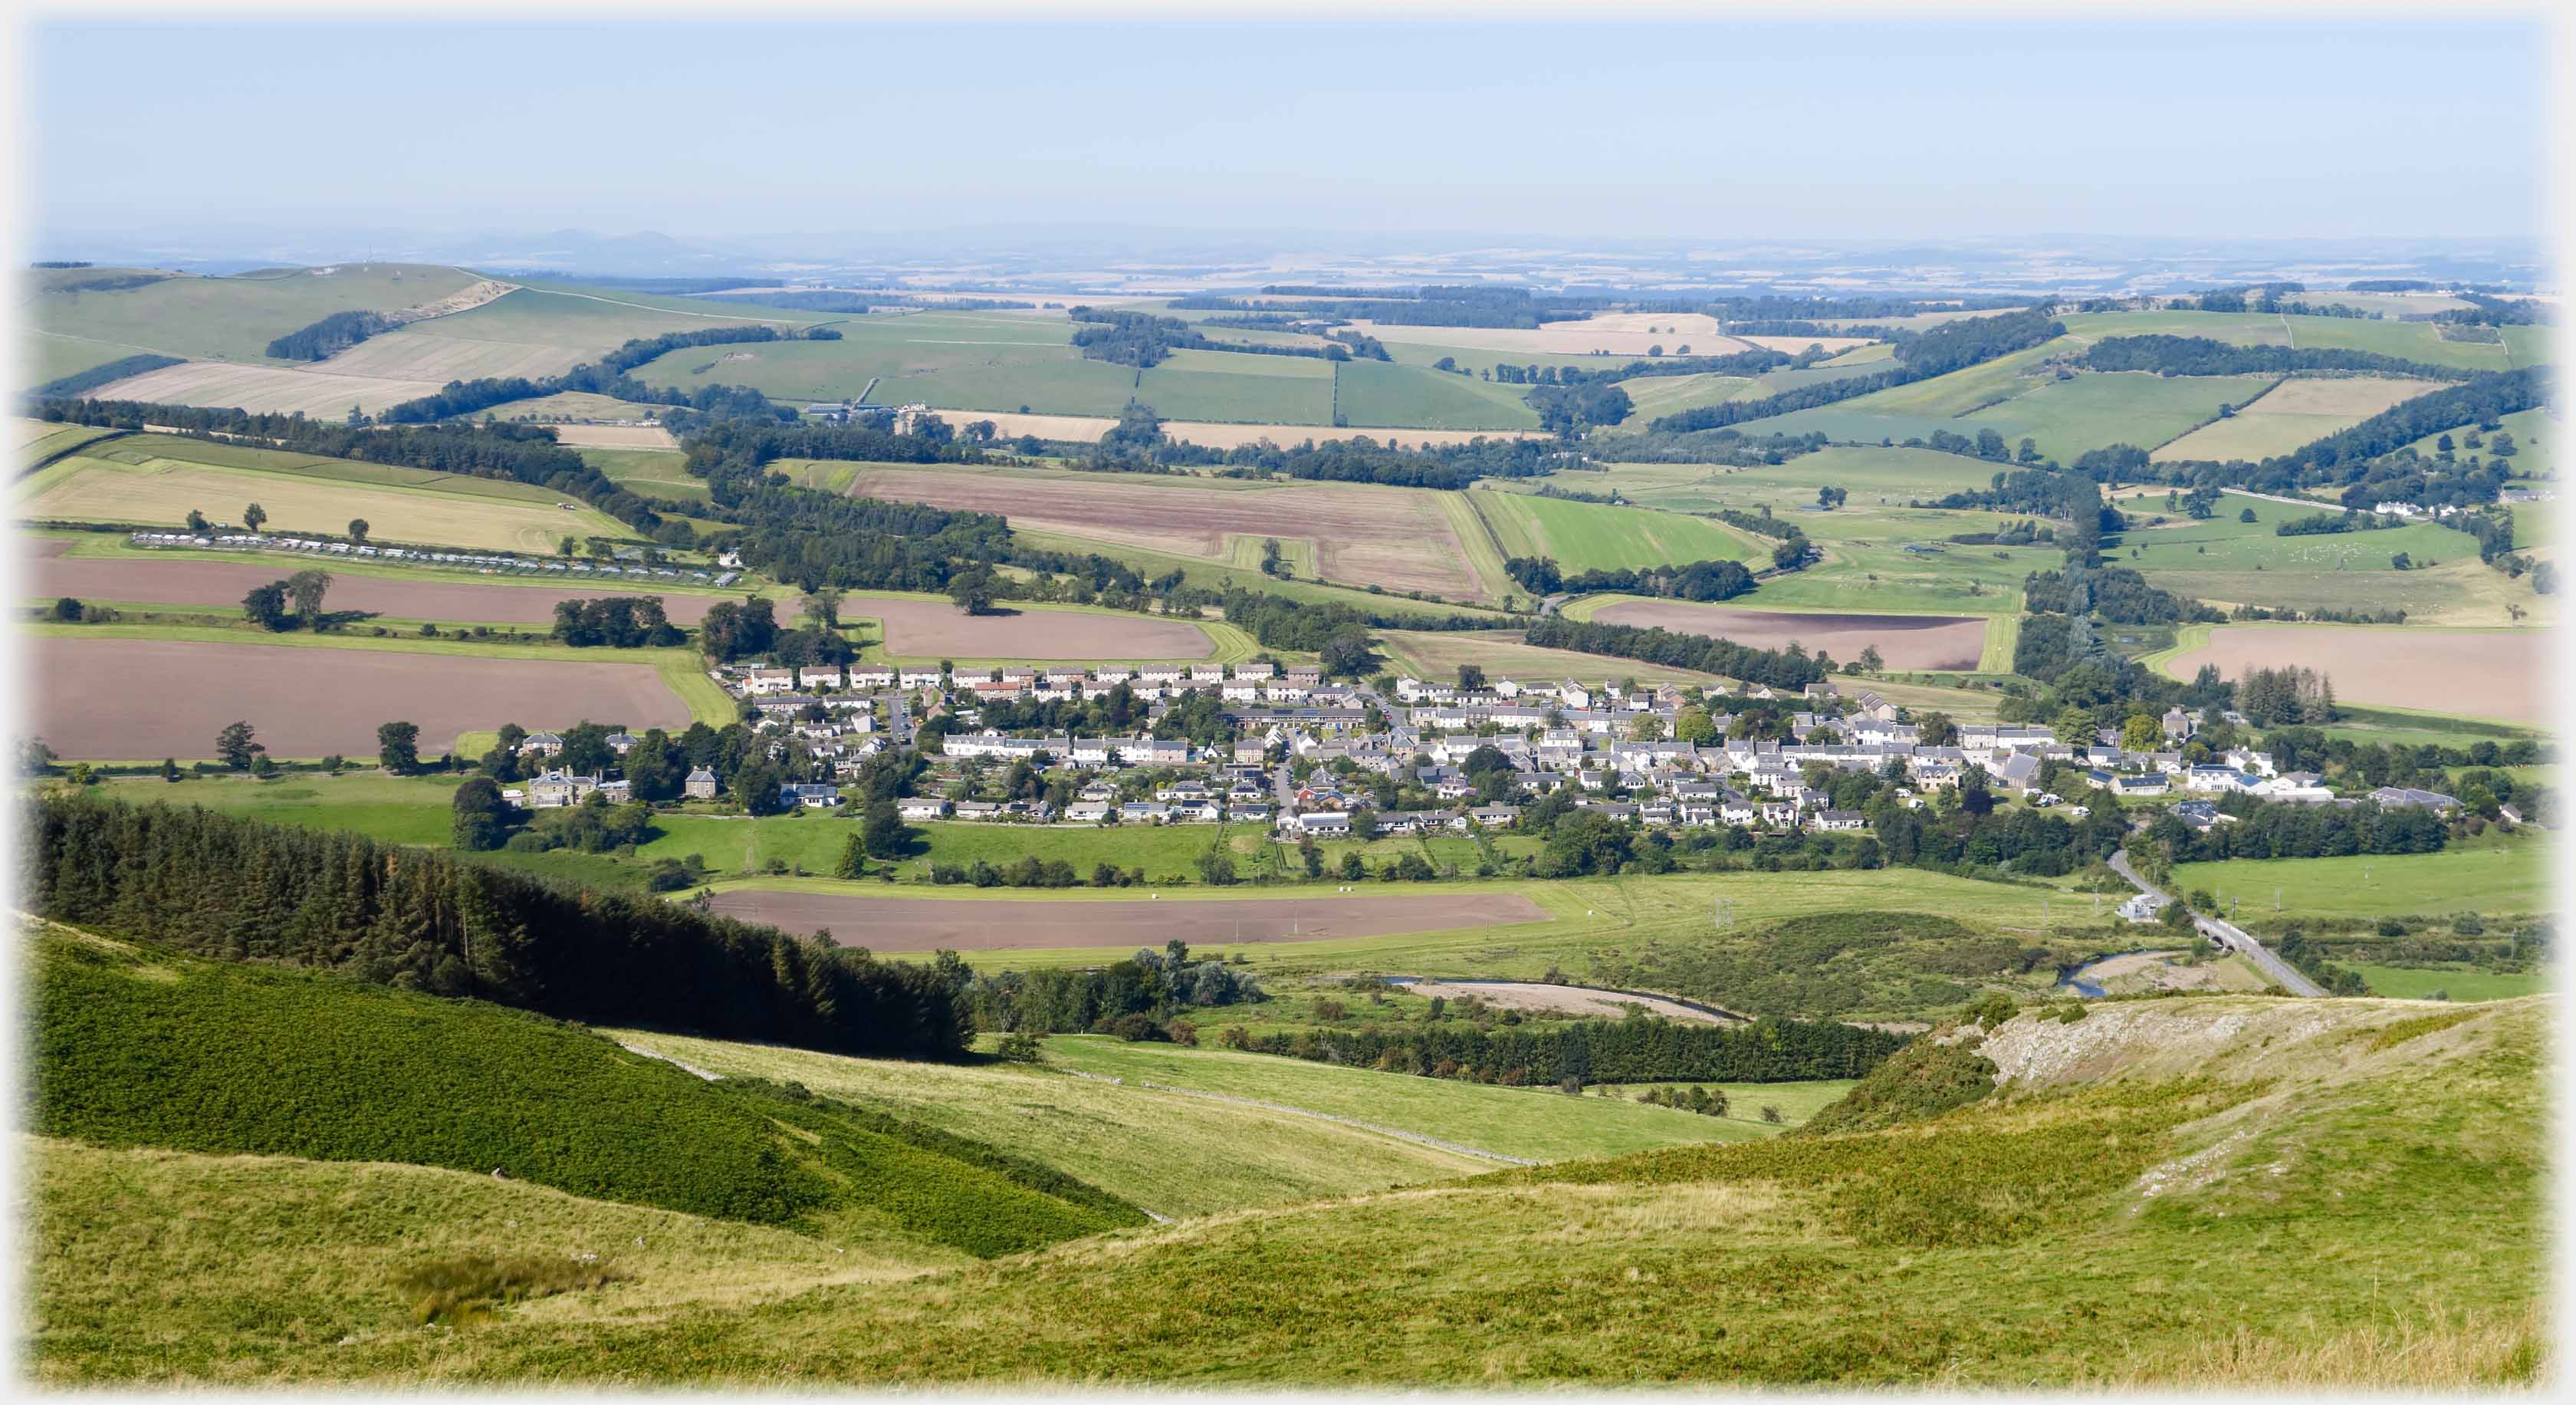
[[494, 653, 2470, 850]]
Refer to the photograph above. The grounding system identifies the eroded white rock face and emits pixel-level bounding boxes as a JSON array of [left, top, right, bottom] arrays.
[[1975, 1002, 2338, 1087]]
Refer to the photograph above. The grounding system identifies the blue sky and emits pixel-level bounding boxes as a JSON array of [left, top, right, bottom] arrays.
[[28, 16, 2552, 240]]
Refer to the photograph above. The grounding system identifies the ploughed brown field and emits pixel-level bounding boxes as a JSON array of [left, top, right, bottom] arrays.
[[1592, 601, 1989, 671], [705, 890, 1552, 951], [28, 541, 738, 625], [843, 466, 1488, 601], [2163, 624, 2547, 726], [859, 596, 1214, 660], [30, 637, 694, 759]]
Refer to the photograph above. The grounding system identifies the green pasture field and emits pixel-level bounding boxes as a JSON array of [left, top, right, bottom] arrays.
[[1553, 453, 2053, 616], [2171, 827, 2551, 925], [578, 446, 711, 502], [26, 525, 757, 604], [1958, 371, 2279, 462], [1468, 487, 1763, 571], [2348, 964, 2545, 1002], [1333, 360, 1542, 430], [18, 432, 637, 554], [25, 262, 481, 364], [465, 390, 663, 422], [85, 772, 468, 846], [2144, 554, 2531, 628], [641, 814, 1263, 887], [2108, 489, 2477, 575], [2056, 308, 2538, 373], [601, 1028, 1490, 1217], [1719, 354, 1908, 405], [1136, 351, 1333, 423], [2404, 404, 2558, 481], [1430, 491, 1524, 604], [1614, 372, 1756, 420], [21, 334, 155, 389], [1037, 1036, 1796, 1160]]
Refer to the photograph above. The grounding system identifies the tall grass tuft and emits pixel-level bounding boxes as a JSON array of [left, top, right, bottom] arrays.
[[396, 1252, 626, 1327]]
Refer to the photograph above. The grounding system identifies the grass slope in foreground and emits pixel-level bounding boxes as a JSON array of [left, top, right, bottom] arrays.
[[35, 985, 2543, 1385], [28, 922, 1140, 1268]]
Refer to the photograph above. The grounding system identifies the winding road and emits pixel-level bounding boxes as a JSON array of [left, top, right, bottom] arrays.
[[2108, 849, 2327, 998]]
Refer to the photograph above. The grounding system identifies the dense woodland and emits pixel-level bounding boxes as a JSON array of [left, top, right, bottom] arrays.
[[264, 309, 396, 361], [25, 795, 970, 1057]]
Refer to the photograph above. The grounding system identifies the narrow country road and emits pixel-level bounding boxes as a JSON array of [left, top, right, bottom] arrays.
[[2108, 849, 2327, 998]]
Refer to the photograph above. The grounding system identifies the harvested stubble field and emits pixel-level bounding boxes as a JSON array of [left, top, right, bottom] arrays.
[[18, 436, 632, 554], [548, 424, 678, 449], [27, 541, 740, 626], [856, 596, 1215, 660], [1589, 600, 1990, 670], [1375, 629, 1730, 688], [2151, 376, 2445, 462], [1352, 311, 1813, 361], [2157, 623, 2548, 726], [705, 889, 1552, 950], [844, 465, 1492, 602], [28, 635, 695, 759], [88, 360, 447, 416]]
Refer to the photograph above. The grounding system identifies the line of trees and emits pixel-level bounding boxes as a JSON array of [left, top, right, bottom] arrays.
[[2078, 334, 2472, 383], [1521, 616, 1830, 689], [24, 794, 971, 1058], [29, 354, 184, 399], [1503, 556, 1756, 602], [1231, 1012, 1906, 1085], [1651, 308, 2065, 433]]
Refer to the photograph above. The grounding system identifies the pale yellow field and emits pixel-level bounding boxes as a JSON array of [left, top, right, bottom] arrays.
[[553, 424, 679, 449], [18, 454, 626, 554], [89, 360, 444, 416], [2152, 376, 2445, 462], [1353, 315, 1756, 359], [301, 329, 588, 383], [932, 406, 1543, 450]]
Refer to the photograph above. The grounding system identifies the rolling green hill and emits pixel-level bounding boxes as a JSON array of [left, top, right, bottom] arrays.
[[29, 920, 1143, 1262], [32, 979, 2544, 1387]]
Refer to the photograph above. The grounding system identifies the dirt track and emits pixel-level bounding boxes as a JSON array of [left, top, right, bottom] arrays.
[[705, 890, 1551, 950], [29, 545, 739, 625], [1592, 601, 1988, 670], [29, 636, 694, 758]]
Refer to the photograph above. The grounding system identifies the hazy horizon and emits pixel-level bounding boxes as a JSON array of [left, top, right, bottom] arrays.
[[28, 15, 2553, 244]]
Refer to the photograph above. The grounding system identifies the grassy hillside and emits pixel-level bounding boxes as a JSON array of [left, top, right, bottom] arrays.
[[35, 989, 2539, 1385], [30, 920, 1142, 1260], [19, 430, 636, 553], [26, 263, 481, 364]]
